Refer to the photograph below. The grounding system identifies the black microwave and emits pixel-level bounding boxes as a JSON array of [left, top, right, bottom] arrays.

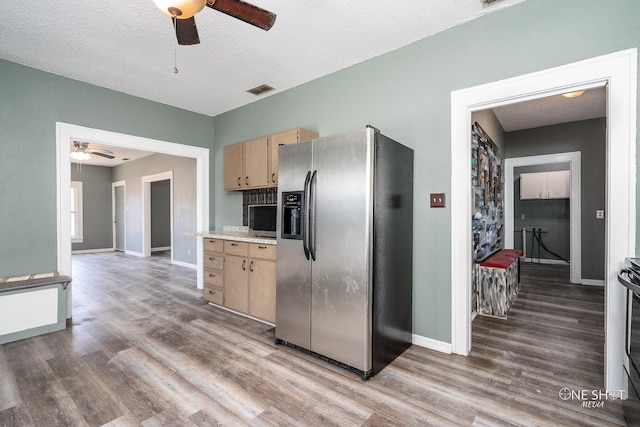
[[248, 204, 277, 237]]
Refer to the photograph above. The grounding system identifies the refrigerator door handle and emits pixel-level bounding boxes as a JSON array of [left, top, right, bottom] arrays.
[[309, 170, 318, 261], [302, 171, 312, 260]]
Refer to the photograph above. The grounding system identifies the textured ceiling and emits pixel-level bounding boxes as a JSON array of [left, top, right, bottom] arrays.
[[0, 0, 526, 117]]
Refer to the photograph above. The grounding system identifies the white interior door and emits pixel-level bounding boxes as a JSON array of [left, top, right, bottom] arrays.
[[113, 181, 125, 251]]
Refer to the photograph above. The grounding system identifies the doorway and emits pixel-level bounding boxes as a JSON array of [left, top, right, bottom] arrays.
[[56, 123, 210, 319], [451, 49, 637, 392], [112, 181, 126, 251], [504, 152, 582, 284], [142, 171, 173, 259]]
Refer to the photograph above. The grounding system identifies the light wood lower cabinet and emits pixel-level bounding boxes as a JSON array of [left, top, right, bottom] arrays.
[[203, 238, 224, 305], [224, 254, 249, 312], [202, 238, 276, 324]]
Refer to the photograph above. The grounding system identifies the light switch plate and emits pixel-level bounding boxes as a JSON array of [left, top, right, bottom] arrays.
[[596, 209, 605, 219], [430, 193, 446, 208]]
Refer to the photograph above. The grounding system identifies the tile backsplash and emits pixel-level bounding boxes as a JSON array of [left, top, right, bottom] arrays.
[[242, 188, 277, 225]]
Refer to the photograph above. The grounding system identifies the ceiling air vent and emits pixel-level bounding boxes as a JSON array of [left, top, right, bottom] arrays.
[[247, 84, 275, 96]]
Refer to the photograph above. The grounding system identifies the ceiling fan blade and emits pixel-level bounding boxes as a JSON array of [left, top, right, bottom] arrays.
[[92, 152, 116, 160], [207, 0, 276, 31], [173, 16, 201, 45]]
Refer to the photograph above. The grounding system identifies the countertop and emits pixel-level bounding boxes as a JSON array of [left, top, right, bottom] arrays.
[[196, 226, 276, 245]]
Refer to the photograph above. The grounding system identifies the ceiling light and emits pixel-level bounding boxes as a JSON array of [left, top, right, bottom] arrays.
[[562, 90, 586, 98], [152, 0, 206, 19], [70, 151, 91, 161]]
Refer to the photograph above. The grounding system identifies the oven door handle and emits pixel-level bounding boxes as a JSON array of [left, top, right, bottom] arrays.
[[619, 269, 640, 294]]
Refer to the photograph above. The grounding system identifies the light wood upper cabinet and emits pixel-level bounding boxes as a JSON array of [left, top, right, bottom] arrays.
[[269, 128, 319, 186], [223, 136, 269, 191], [244, 136, 269, 189], [224, 127, 318, 191], [223, 142, 244, 191]]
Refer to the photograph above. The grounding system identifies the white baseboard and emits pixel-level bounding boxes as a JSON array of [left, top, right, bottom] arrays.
[[581, 279, 605, 287], [125, 250, 144, 257], [152, 246, 171, 252], [172, 259, 197, 269], [412, 334, 452, 354], [72, 248, 115, 254], [522, 258, 569, 265]]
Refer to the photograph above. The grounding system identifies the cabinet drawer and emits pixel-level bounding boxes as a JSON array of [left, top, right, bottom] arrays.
[[204, 269, 223, 287], [203, 286, 224, 305], [224, 240, 248, 256], [249, 243, 276, 260], [204, 238, 224, 252], [204, 253, 224, 270]]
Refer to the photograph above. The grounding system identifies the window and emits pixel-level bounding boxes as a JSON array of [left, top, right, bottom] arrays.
[[71, 181, 83, 243]]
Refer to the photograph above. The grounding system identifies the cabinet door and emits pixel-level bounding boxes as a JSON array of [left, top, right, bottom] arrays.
[[520, 172, 545, 199], [269, 128, 318, 187], [224, 255, 249, 312], [269, 129, 301, 187], [249, 258, 276, 323], [243, 136, 269, 189], [546, 170, 570, 199], [224, 142, 244, 191]]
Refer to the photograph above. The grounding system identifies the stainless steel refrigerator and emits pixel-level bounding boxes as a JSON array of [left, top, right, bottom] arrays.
[[275, 126, 413, 379]]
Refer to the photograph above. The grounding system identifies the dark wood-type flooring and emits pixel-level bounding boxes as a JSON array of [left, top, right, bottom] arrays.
[[0, 254, 625, 426]]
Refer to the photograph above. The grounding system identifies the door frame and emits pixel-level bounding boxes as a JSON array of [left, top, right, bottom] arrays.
[[451, 49, 637, 392], [504, 152, 581, 283], [142, 171, 173, 258], [56, 123, 210, 319], [112, 180, 126, 251]]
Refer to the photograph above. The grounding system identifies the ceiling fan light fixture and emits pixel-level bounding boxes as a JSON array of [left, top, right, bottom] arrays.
[[70, 151, 92, 161], [153, 0, 206, 19]]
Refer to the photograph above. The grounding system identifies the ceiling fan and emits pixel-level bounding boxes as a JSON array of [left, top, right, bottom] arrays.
[[70, 141, 115, 161], [153, 0, 277, 45]]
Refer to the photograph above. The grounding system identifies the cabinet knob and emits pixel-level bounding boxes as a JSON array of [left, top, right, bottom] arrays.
[[242, 260, 246, 271], [208, 290, 216, 295], [208, 257, 215, 261], [271, 173, 276, 183], [208, 273, 215, 277], [245, 176, 249, 185], [249, 261, 254, 272], [237, 177, 241, 186], [231, 242, 239, 247], [258, 245, 267, 249]]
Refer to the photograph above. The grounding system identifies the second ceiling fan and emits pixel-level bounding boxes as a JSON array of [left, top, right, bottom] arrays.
[[153, 0, 277, 45]]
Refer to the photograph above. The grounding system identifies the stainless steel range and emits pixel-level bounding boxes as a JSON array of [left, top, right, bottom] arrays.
[[618, 258, 640, 424]]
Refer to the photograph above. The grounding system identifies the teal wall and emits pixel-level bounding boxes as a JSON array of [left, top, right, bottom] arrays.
[[212, 0, 640, 342], [0, 60, 214, 278]]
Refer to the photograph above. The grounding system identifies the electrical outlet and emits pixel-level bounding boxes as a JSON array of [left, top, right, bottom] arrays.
[[520, 214, 526, 220], [596, 210, 605, 219], [430, 193, 446, 208]]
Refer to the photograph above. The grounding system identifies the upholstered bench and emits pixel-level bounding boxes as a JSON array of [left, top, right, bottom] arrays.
[[0, 273, 71, 344], [477, 249, 522, 318]]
